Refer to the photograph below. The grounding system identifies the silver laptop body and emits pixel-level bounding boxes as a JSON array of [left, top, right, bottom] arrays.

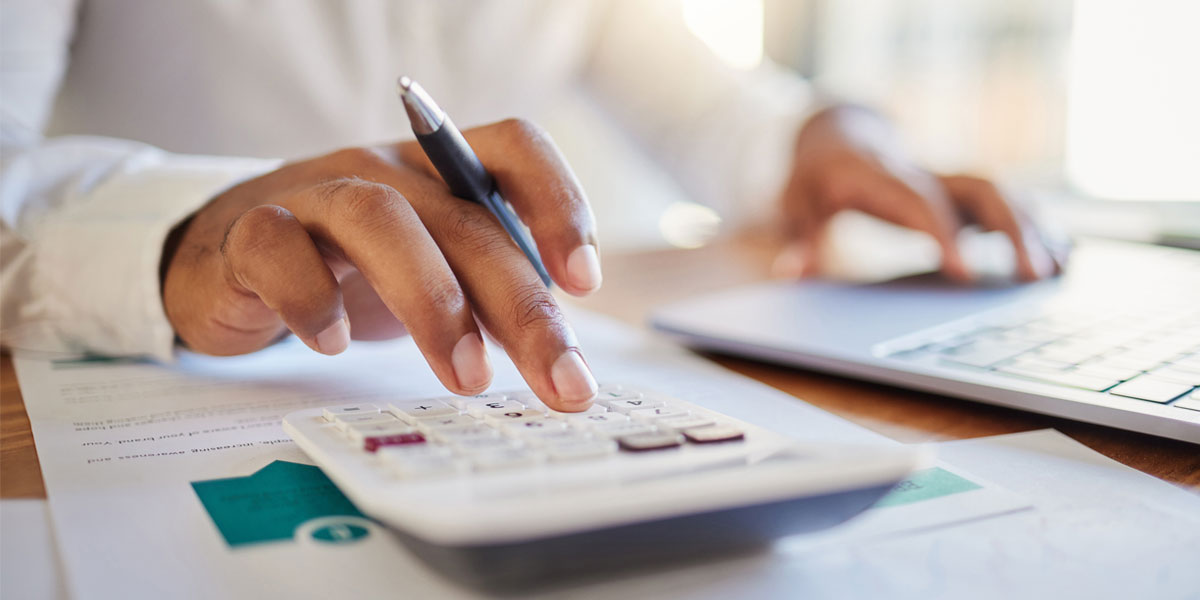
[[651, 239, 1200, 443]]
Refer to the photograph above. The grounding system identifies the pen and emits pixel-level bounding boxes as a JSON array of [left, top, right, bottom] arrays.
[[397, 76, 552, 287]]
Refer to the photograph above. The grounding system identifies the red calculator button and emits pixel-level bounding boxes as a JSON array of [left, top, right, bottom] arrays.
[[364, 432, 426, 452]]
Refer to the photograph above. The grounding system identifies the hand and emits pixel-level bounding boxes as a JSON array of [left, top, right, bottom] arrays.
[[776, 106, 1067, 282], [161, 119, 603, 410]]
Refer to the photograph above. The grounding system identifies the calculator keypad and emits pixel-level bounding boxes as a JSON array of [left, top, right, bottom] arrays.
[[320, 387, 746, 479]]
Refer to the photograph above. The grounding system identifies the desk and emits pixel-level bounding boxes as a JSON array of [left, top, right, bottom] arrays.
[[3, 236, 1199, 498]]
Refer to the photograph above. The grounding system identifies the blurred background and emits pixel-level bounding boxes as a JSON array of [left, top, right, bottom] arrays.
[[550, 0, 1200, 257]]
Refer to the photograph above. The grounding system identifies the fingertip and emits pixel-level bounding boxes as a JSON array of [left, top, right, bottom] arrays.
[[315, 316, 351, 355], [451, 332, 493, 393], [563, 244, 602, 295], [550, 349, 598, 407], [941, 253, 974, 283], [770, 242, 808, 279]]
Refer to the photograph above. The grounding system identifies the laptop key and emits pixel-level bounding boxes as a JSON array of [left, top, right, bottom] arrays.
[[1108, 377, 1193, 404], [995, 366, 1119, 392], [940, 341, 1041, 368], [1071, 363, 1145, 382], [1172, 392, 1200, 412], [1147, 366, 1200, 387]]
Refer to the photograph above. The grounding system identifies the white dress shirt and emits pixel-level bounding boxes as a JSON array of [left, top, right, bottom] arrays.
[[1, 0, 814, 361]]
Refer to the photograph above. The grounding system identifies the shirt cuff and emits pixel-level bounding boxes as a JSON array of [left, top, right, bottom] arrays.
[[32, 147, 281, 362]]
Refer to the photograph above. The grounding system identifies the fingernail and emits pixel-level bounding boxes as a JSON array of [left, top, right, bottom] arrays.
[[770, 243, 808, 279], [316, 317, 351, 355], [943, 252, 973, 283], [451, 333, 492, 391], [551, 350, 598, 405], [566, 244, 602, 293]]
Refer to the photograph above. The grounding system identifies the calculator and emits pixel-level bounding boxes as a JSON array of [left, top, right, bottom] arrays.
[[282, 384, 926, 587]]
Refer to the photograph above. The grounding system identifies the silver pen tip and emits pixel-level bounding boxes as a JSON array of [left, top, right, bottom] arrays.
[[396, 76, 445, 134]]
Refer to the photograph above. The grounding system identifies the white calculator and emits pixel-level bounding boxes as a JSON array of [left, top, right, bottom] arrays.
[[283, 384, 926, 587]]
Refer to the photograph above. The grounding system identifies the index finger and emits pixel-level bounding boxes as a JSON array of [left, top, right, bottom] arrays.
[[399, 118, 602, 297]]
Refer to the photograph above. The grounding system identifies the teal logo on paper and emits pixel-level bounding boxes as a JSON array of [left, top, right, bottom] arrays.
[[874, 467, 981, 508], [191, 460, 368, 547], [51, 355, 155, 369], [310, 523, 370, 544]]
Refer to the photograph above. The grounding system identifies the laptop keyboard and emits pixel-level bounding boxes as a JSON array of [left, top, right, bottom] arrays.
[[881, 302, 1200, 412]]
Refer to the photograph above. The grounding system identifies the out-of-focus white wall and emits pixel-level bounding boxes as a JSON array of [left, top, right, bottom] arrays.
[[771, 0, 1199, 202]]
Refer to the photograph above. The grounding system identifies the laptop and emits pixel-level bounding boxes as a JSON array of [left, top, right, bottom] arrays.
[[650, 237, 1200, 444]]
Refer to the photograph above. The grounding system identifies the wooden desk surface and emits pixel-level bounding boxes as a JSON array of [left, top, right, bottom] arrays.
[[3, 237, 1198, 499]]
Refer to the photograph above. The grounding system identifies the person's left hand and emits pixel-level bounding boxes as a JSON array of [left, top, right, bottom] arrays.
[[774, 105, 1068, 281]]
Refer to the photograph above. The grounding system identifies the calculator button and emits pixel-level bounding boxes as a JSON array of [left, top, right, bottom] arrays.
[[546, 404, 609, 419], [363, 432, 426, 452], [390, 455, 467, 479], [446, 393, 508, 410], [388, 400, 459, 423], [565, 412, 629, 427], [469, 448, 542, 471], [498, 419, 569, 436], [681, 425, 745, 444], [379, 446, 464, 478], [333, 413, 399, 430], [544, 439, 618, 462], [451, 436, 524, 453], [591, 422, 657, 438], [505, 391, 549, 411], [322, 404, 381, 421], [517, 429, 593, 445], [431, 425, 501, 442], [482, 410, 546, 424], [346, 422, 415, 444], [466, 399, 530, 417], [378, 444, 453, 461], [414, 414, 478, 431], [617, 432, 684, 452], [603, 398, 665, 413], [596, 389, 642, 402], [628, 406, 690, 422], [656, 414, 716, 430]]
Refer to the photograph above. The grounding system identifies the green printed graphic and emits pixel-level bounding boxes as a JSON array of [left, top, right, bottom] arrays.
[[874, 467, 981, 508], [311, 523, 371, 543], [51, 355, 154, 369], [191, 460, 366, 547]]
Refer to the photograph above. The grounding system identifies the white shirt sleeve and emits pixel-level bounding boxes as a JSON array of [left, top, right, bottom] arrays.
[[580, 0, 819, 227], [1, 0, 279, 361]]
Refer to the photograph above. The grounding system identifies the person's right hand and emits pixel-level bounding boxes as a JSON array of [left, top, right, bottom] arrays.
[[161, 119, 604, 411]]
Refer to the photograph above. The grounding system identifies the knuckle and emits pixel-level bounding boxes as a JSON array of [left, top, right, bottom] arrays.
[[507, 282, 563, 331], [325, 179, 415, 230], [496, 117, 550, 146], [440, 207, 508, 254], [954, 175, 1002, 200], [417, 273, 466, 314], [328, 146, 385, 170], [222, 204, 294, 259]]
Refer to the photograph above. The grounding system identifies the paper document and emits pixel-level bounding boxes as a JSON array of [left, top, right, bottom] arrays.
[[19, 307, 1193, 599], [0, 500, 67, 600], [15, 306, 1027, 599]]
